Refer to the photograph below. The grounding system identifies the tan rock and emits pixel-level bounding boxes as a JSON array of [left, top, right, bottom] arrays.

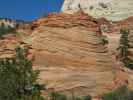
[[25, 13, 117, 96]]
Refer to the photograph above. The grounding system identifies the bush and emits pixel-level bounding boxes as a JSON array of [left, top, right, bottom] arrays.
[[0, 47, 44, 100], [50, 91, 67, 100], [102, 85, 133, 100]]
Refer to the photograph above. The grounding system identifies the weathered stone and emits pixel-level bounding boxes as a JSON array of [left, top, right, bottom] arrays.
[[61, 0, 133, 21], [24, 13, 120, 97]]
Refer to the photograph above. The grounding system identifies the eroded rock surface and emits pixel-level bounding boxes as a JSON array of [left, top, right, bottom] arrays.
[[25, 12, 118, 97]]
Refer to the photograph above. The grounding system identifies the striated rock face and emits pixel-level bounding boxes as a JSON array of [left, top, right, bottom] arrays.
[[25, 12, 120, 97], [0, 34, 33, 59], [61, 0, 133, 21], [32, 12, 101, 34]]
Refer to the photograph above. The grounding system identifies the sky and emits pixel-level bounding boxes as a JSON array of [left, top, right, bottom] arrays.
[[0, 0, 64, 21]]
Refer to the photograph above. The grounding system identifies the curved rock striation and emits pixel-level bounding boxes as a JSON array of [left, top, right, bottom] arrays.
[[25, 12, 118, 97], [32, 12, 101, 34]]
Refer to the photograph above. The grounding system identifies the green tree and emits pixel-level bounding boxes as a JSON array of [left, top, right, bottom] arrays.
[[117, 29, 133, 69], [0, 47, 44, 100], [118, 29, 129, 59], [102, 85, 133, 100]]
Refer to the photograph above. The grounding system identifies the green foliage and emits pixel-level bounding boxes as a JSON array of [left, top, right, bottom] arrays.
[[49, 91, 92, 100], [0, 47, 44, 100], [83, 95, 92, 100], [117, 29, 133, 69], [118, 29, 129, 59], [0, 23, 16, 38], [100, 35, 109, 46], [75, 97, 82, 100], [50, 91, 67, 100], [102, 85, 133, 100], [89, 6, 94, 10]]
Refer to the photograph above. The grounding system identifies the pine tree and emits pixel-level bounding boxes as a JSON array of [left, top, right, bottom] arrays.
[[0, 47, 44, 100], [117, 29, 133, 69]]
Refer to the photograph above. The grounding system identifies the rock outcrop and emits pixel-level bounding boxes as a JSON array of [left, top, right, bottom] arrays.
[[24, 12, 120, 97], [61, 0, 133, 21], [0, 18, 31, 30]]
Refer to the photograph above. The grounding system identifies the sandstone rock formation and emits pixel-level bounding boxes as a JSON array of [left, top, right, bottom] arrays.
[[24, 12, 122, 97], [61, 0, 133, 21], [32, 12, 100, 34]]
